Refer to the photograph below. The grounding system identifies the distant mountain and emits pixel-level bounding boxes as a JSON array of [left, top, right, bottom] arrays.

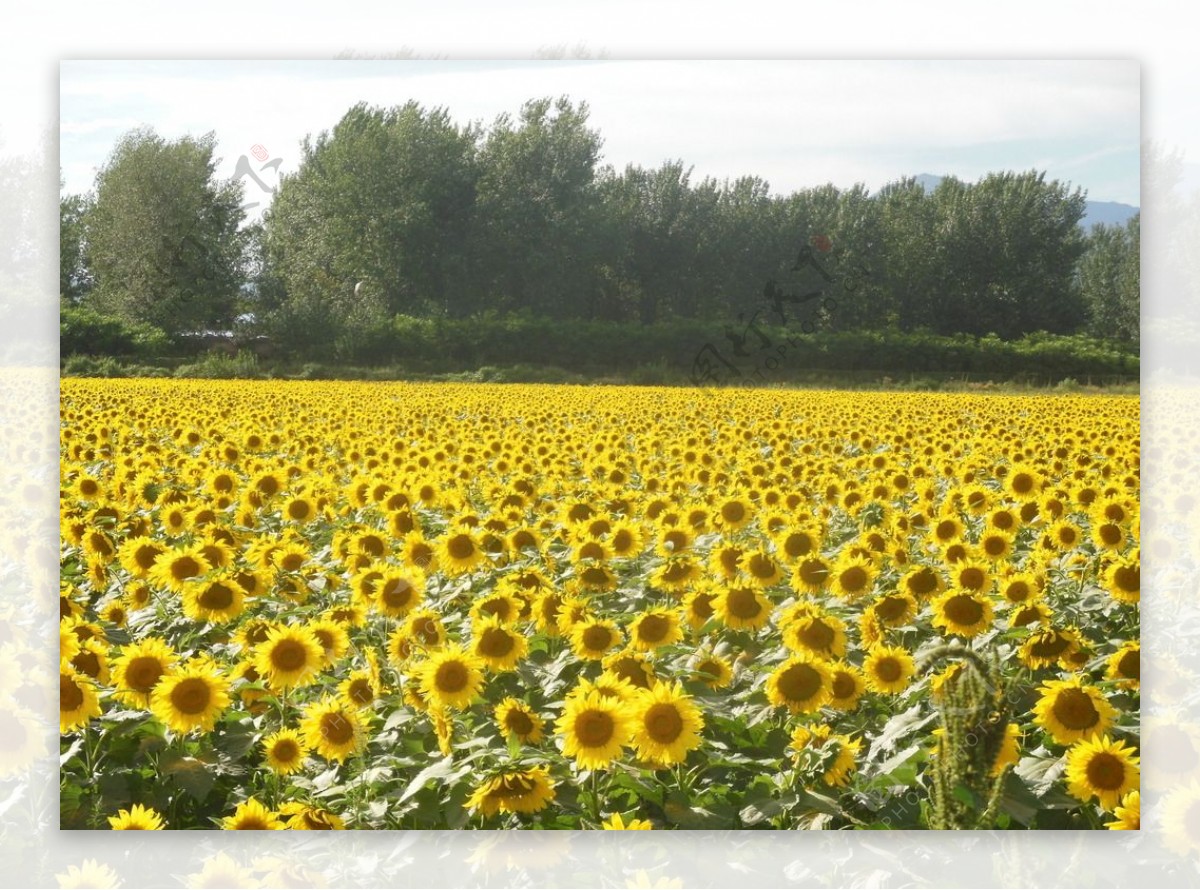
[[910, 173, 1138, 229]]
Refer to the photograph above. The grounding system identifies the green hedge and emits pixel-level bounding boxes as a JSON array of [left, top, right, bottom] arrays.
[[60, 307, 169, 359]]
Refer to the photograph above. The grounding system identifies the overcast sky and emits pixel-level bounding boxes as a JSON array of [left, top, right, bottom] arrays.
[[59, 59, 1141, 216]]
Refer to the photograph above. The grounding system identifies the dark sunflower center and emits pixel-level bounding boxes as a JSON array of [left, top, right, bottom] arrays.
[[271, 640, 309, 672], [874, 658, 902, 683], [831, 672, 856, 699], [288, 501, 311, 520], [435, 660, 469, 693], [697, 660, 724, 682], [505, 709, 535, 736], [838, 566, 868, 593], [135, 545, 161, 570], [1099, 524, 1122, 546], [874, 596, 910, 623], [413, 618, 440, 644], [906, 567, 939, 597], [479, 627, 515, 658], [171, 556, 201, 580], [447, 535, 476, 560], [798, 558, 829, 587], [1052, 689, 1099, 730], [72, 651, 101, 679], [1117, 650, 1140, 680], [575, 710, 614, 747], [935, 520, 958, 541], [727, 588, 763, 619], [347, 678, 374, 704], [273, 739, 299, 761], [661, 562, 692, 583], [125, 656, 164, 691], [170, 677, 212, 715], [637, 614, 670, 642], [797, 619, 835, 652], [1005, 581, 1031, 603], [581, 566, 611, 586], [199, 583, 234, 611], [722, 502, 745, 523], [1085, 752, 1126, 790], [983, 536, 1007, 557], [777, 663, 822, 703], [579, 542, 605, 561], [748, 554, 776, 579], [60, 675, 84, 711], [279, 553, 305, 572], [1114, 565, 1139, 593], [944, 594, 984, 627], [783, 533, 814, 559], [1030, 631, 1071, 659], [236, 816, 270, 830], [582, 625, 614, 652], [644, 703, 684, 744], [612, 530, 633, 552], [1012, 473, 1034, 494], [382, 579, 414, 609], [320, 712, 354, 745], [690, 592, 716, 620], [958, 568, 986, 591]]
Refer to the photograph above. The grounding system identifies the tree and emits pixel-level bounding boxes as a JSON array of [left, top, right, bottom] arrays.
[[86, 128, 245, 336], [1079, 214, 1139, 343], [472, 97, 605, 319], [60, 181, 93, 303]]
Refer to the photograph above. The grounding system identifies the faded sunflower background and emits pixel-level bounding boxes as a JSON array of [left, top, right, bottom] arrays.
[[60, 380, 1138, 829]]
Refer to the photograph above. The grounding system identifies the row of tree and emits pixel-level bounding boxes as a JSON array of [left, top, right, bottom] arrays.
[[60, 97, 1140, 359]]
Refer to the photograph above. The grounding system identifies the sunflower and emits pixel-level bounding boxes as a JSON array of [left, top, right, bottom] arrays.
[[977, 529, 1015, 562], [872, 592, 920, 629], [790, 724, 862, 787], [650, 557, 700, 593], [69, 638, 110, 685], [628, 609, 683, 652], [682, 587, 719, 630], [1033, 678, 1117, 745], [60, 622, 81, 666], [766, 653, 833, 713], [603, 652, 657, 690], [147, 544, 211, 593], [692, 653, 734, 690], [1005, 463, 1043, 499], [571, 617, 623, 661], [1106, 642, 1140, 689], [863, 645, 915, 695], [111, 637, 177, 708], [494, 697, 545, 744], [182, 575, 247, 624], [930, 589, 994, 638], [991, 723, 1022, 777], [827, 662, 867, 711], [54, 860, 121, 889], [556, 690, 633, 769], [602, 812, 653, 830], [280, 801, 346, 830], [1104, 551, 1140, 604], [717, 497, 754, 531], [254, 625, 324, 690], [262, 728, 308, 775], [1019, 626, 1082, 670], [469, 590, 524, 626], [466, 766, 557, 817], [417, 646, 486, 710], [373, 567, 425, 618], [741, 548, 785, 588], [781, 607, 847, 659], [716, 585, 773, 631], [222, 797, 285, 830], [828, 554, 876, 600], [107, 802, 165, 830], [117, 535, 165, 578], [1043, 519, 1083, 552], [791, 555, 832, 594], [998, 571, 1041, 605], [1105, 790, 1140, 830], [439, 530, 487, 576], [300, 696, 366, 762], [949, 560, 992, 594], [628, 681, 705, 766], [150, 659, 231, 735], [60, 669, 102, 733], [471, 614, 528, 672], [900, 565, 944, 600], [1065, 735, 1140, 811]]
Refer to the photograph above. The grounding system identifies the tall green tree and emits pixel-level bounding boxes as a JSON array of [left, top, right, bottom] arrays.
[[86, 128, 245, 335], [1079, 214, 1139, 343], [473, 97, 604, 319], [60, 179, 93, 304]]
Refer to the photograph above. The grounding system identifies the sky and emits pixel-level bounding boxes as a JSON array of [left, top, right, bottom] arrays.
[[59, 59, 1142, 217]]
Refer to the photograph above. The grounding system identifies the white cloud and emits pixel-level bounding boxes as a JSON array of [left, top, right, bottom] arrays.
[[59, 60, 1140, 202]]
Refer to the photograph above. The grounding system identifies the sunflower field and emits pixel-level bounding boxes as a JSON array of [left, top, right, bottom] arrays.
[[59, 380, 1139, 830]]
